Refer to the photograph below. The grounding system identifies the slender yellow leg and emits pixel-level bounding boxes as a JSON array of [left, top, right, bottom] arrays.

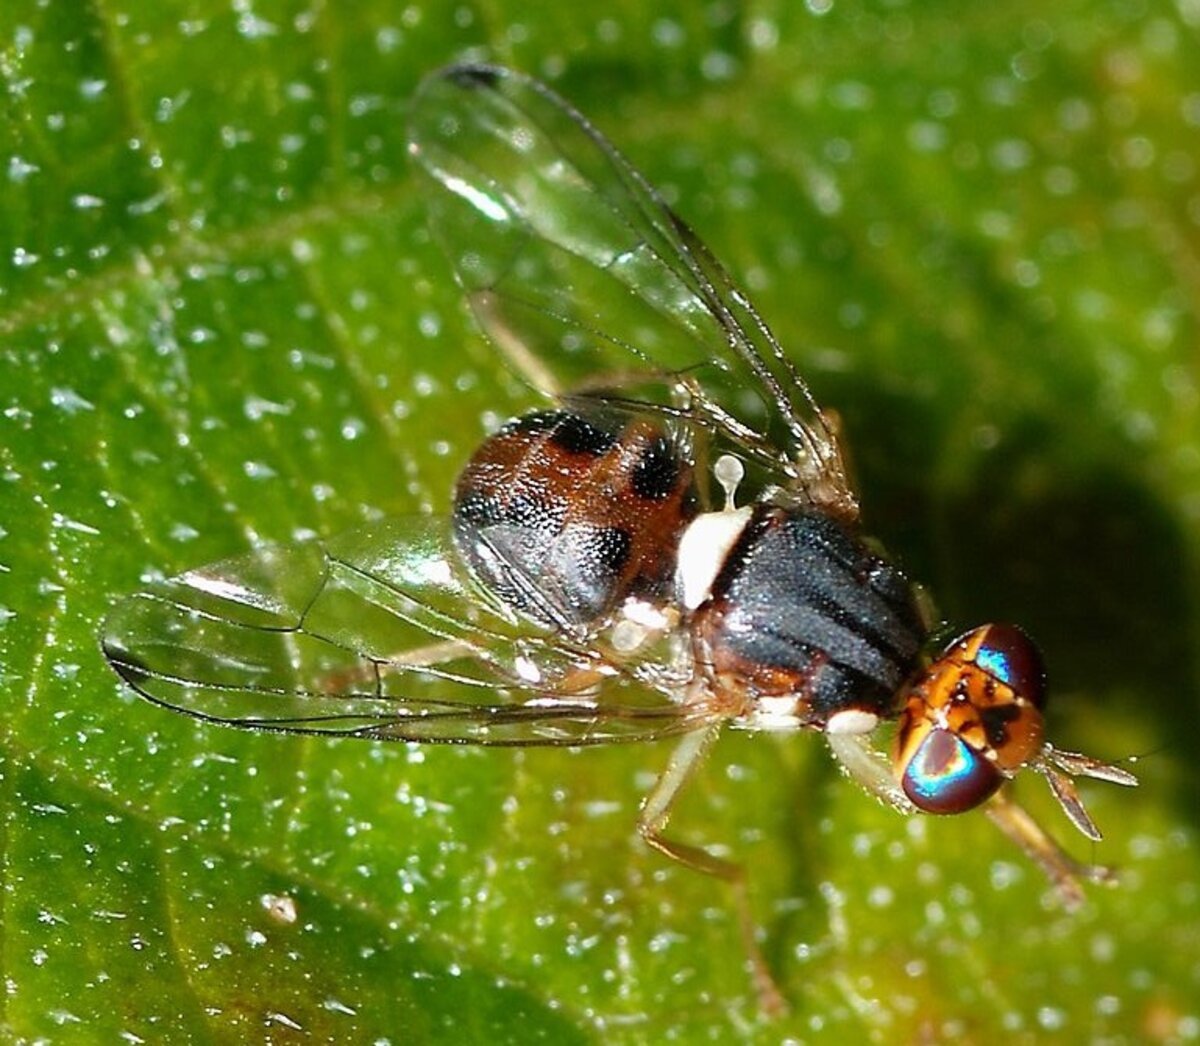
[[638, 725, 788, 1018], [984, 790, 1117, 911]]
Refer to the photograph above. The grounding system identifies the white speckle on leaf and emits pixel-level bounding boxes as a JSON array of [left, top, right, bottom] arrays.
[[265, 1012, 303, 1031], [651, 18, 684, 48], [243, 395, 292, 420], [50, 387, 95, 414], [8, 155, 40, 182], [291, 238, 315, 263], [908, 120, 947, 152], [748, 17, 779, 50], [829, 80, 873, 111], [1037, 1006, 1067, 1031], [701, 51, 737, 81], [417, 311, 441, 338], [991, 138, 1033, 171], [261, 894, 298, 924], [51, 513, 99, 536], [375, 26, 402, 53], [169, 523, 199, 543], [233, 0, 278, 39]]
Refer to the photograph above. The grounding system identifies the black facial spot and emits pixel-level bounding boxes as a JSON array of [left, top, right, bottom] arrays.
[[980, 703, 1021, 749], [630, 435, 681, 501]]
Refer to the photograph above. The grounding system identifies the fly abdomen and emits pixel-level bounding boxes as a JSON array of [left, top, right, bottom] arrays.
[[453, 409, 696, 631]]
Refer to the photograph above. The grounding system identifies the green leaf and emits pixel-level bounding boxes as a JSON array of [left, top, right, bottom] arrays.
[[3, 2, 1197, 1041]]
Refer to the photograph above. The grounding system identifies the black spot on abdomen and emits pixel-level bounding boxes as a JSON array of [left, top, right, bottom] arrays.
[[631, 435, 682, 501], [508, 411, 616, 456]]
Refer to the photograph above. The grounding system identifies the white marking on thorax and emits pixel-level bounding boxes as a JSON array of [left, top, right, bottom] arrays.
[[825, 709, 880, 735], [676, 505, 754, 611], [745, 694, 805, 732]]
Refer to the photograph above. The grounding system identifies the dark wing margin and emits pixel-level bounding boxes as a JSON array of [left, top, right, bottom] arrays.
[[407, 63, 857, 517], [100, 517, 715, 746]]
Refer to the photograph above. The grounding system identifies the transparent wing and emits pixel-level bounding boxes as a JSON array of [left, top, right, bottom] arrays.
[[408, 63, 856, 518], [101, 517, 716, 746]]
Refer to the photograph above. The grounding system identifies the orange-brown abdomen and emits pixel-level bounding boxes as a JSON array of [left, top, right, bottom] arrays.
[[453, 410, 696, 631]]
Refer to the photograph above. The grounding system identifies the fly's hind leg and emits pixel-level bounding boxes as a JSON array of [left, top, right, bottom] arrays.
[[638, 725, 788, 1018]]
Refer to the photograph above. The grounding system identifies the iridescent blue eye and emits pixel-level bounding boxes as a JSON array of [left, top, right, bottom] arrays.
[[971, 623, 1046, 709], [900, 728, 1003, 814]]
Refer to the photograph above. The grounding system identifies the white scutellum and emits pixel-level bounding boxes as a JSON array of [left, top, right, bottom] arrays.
[[825, 708, 880, 735], [676, 455, 752, 611]]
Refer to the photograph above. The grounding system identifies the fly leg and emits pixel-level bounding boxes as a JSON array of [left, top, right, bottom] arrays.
[[638, 725, 788, 1018], [984, 789, 1117, 911]]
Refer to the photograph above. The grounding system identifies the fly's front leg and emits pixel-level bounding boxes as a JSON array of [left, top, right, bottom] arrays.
[[638, 725, 788, 1018], [984, 789, 1117, 911]]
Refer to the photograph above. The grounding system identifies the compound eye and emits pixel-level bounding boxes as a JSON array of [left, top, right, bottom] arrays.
[[972, 623, 1046, 709], [900, 727, 1004, 814]]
